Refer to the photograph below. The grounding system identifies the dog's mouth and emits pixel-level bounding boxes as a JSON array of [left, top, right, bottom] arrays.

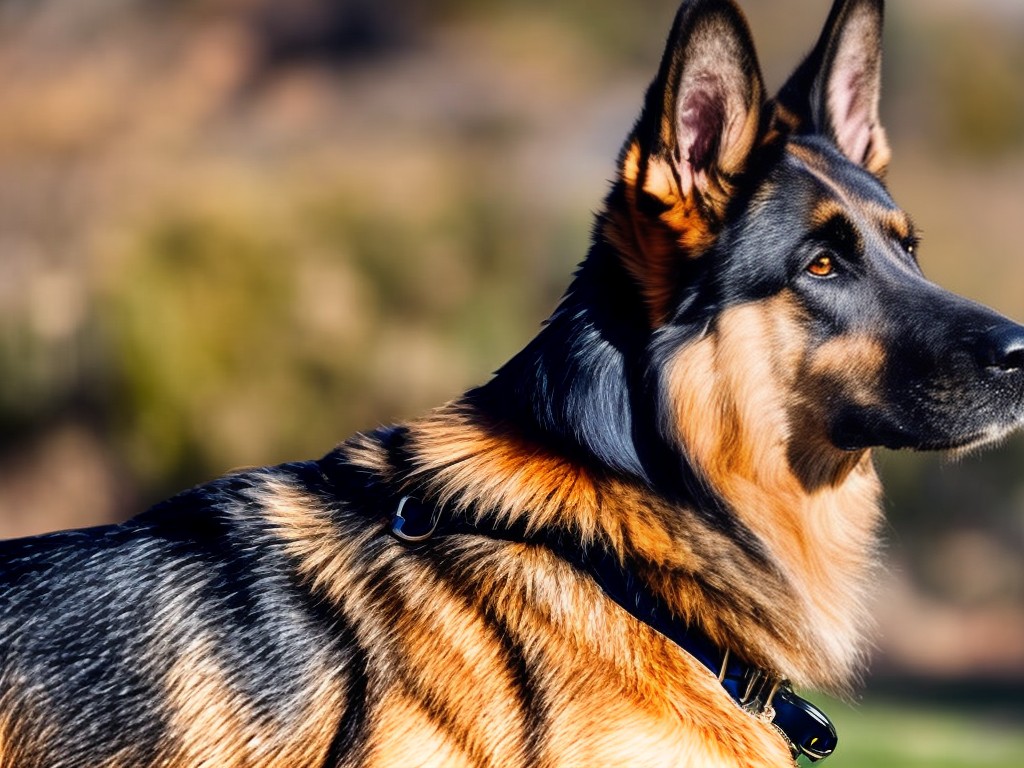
[[828, 399, 1024, 454], [936, 421, 1024, 457], [911, 376, 1024, 454]]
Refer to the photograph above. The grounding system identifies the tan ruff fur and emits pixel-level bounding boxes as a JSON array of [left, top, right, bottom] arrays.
[[667, 296, 883, 688], [403, 409, 604, 543], [256, 468, 795, 767], [405, 409, 808, 677], [404, 407, 746, 584]]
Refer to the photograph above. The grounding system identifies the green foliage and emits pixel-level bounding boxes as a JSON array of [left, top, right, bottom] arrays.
[[818, 696, 1024, 768], [87, 158, 571, 501], [99, 206, 296, 490]]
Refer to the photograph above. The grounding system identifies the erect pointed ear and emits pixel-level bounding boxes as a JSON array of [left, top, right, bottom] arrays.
[[774, 0, 890, 176], [606, 0, 765, 327]]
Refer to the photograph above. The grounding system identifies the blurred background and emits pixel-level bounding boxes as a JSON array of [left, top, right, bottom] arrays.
[[0, 0, 1021, 763]]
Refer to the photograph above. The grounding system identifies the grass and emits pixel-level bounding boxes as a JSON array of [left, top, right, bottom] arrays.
[[815, 696, 1024, 767]]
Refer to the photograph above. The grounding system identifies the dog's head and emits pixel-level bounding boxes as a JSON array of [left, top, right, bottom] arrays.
[[600, 0, 1024, 491]]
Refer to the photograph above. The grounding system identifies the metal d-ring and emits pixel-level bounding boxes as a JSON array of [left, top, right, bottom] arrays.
[[390, 496, 440, 542]]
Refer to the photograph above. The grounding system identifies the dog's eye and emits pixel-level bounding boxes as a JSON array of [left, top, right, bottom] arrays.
[[806, 253, 836, 278], [901, 236, 919, 258]]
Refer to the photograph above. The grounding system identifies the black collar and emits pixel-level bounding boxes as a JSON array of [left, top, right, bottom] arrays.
[[390, 495, 838, 763]]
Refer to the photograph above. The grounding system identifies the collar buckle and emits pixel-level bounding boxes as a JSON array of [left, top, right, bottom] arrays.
[[725, 666, 836, 762], [738, 668, 783, 717], [770, 686, 838, 763]]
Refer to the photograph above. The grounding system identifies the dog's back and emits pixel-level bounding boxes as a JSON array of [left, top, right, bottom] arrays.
[[0, 460, 360, 765], [1, 442, 794, 767]]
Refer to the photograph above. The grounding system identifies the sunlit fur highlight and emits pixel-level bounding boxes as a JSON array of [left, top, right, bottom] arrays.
[[159, 635, 347, 767], [0, 693, 50, 768]]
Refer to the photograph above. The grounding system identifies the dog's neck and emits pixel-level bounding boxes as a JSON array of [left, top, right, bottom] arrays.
[[396, 387, 880, 692], [663, 299, 885, 690]]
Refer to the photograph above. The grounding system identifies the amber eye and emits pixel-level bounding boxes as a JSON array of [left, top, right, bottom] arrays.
[[806, 253, 836, 278]]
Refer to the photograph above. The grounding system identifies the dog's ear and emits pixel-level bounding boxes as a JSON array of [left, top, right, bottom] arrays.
[[774, 0, 890, 176], [608, 0, 765, 327]]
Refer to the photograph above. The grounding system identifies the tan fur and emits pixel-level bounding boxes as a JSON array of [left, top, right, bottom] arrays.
[[345, 431, 394, 475], [667, 297, 883, 689], [159, 636, 346, 768], [248, 466, 798, 768], [0, 695, 124, 768], [404, 408, 601, 539], [161, 645, 255, 767], [788, 142, 899, 226], [809, 196, 853, 229], [806, 334, 886, 409], [605, 141, 718, 327], [874, 206, 914, 244], [364, 690, 477, 768], [0, 693, 37, 768], [404, 406, 806, 678], [0, 681, 67, 767]]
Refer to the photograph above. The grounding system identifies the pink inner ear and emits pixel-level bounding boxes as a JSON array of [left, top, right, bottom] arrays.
[[678, 77, 727, 196], [829, 64, 873, 165], [823, 6, 882, 168], [680, 82, 726, 168]]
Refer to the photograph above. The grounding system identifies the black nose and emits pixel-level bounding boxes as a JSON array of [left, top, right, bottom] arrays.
[[982, 323, 1024, 372]]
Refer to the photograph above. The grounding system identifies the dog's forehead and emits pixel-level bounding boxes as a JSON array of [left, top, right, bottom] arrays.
[[774, 137, 912, 239]]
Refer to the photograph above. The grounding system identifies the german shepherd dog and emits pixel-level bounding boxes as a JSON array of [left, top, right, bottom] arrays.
[[3, 0, 1024, 766]]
